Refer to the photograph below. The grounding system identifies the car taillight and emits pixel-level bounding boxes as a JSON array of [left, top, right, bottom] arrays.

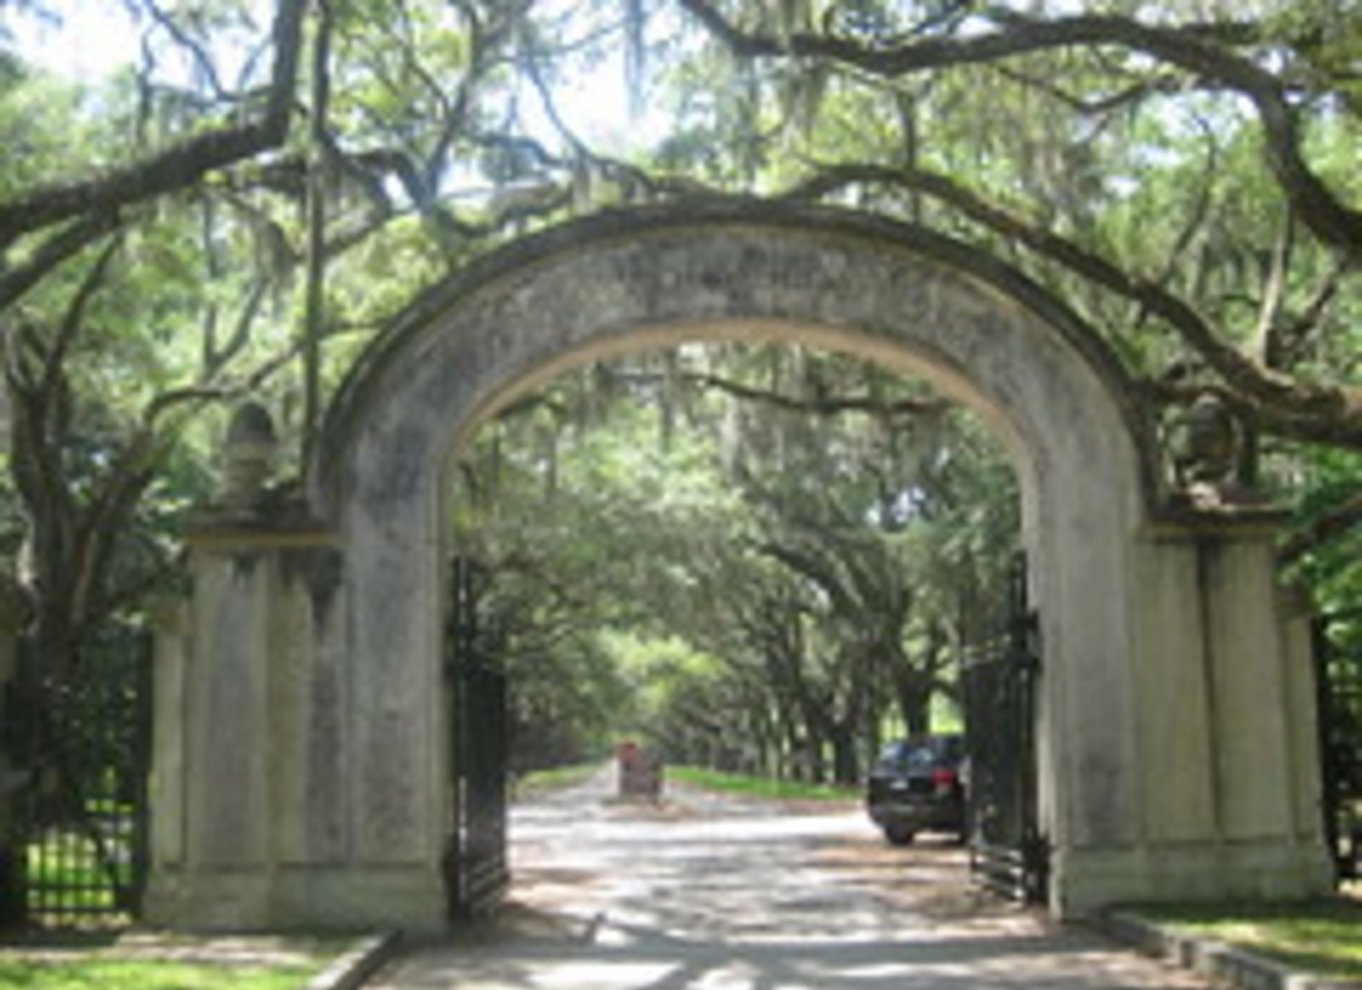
[[930, 768, 958, 793]]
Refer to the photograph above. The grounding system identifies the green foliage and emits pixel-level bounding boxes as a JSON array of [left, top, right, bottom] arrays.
[[0, 73, 85, 196], [1, 0, 1360, 799], [514, 762, 603, 798], [1133, 899, 1362, 981], [0, 958, 323, 989], [668, 765, 857, 802], [454, 344, 1018, 783], [26, 825, 127, 914], [0, 932, 350, 990], [1286, 449, 1362, 610]]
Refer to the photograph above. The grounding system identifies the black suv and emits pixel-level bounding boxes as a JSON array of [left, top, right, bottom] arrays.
[[866, 734, 967, 845]]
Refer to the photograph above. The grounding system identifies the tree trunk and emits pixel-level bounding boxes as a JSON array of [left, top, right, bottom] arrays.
[[888, 651, 930, 735], [897, 681, 932, 736], [829, 722, 860, 785]]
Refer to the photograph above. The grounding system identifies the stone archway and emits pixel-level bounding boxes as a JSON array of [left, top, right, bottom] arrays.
[[145, 202, 1333, 932]]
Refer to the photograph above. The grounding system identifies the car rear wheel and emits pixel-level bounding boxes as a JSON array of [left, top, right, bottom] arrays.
[[883, 825, 915, 846]]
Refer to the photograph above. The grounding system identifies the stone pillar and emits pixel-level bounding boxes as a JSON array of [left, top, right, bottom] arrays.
[[1194, 522, 1332, 882], [145, 403, 447, 931], [145, 514, 377, 927], [146, 596, 189, 888], [143, 514, 448, 931], [1054, 508, 1334, 914], [0, 582, 23, 924]]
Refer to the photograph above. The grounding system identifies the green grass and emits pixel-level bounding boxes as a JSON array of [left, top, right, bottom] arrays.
[[25, 828, 129, 915], [1133, 898, 1362, 981], [0, 958, 323, 989], [514, 762, 602, 798], [668, 766, 858, 802], [0, 934, 348, 990]]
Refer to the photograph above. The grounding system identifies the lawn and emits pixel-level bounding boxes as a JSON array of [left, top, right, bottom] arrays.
[[0, 957, 322, 989], [668, 766, 859, 803], [512, 762, 861, 804], [513, 762, 602, 799], [25, 825, 130, 920], [0, 933, 349, 990], [1133, 897, 1362, 981]]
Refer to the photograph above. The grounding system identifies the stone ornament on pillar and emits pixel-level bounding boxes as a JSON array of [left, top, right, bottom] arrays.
[[1171, 392, 1249, 508], [219, 402, 279, 514]]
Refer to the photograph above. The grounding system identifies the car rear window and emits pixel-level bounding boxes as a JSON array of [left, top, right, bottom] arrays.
[[876, 736, 963, 772]]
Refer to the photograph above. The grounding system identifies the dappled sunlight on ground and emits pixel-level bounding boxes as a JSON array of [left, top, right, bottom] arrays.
[[369, 769, 1214, 989], [0, 930, 342, 968]]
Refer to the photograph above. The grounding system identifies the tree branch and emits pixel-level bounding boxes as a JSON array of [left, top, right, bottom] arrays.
[[1280, 488, 1362, 564], [1272, 257, 1350, 369], [1143, 378, 1362, 450], [1151, 112, 1220, 292], [0, 213, 124, 310], [680, 2, 1362, 254], [132, 0, 230, 100], [781, 163, 1362, 442], [0, 0, 305, 244], [1253, 212, 1295, 364], [47, 239, 122, 391], [989, 63, 1185, 117], [611, 368, 949, 419]]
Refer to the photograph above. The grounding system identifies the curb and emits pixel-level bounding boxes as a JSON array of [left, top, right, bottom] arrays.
[[1096, 911, 1362, 990], [304, 931, 401, 990]]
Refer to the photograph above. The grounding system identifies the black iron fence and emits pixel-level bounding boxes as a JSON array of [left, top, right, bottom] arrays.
[[962, 557, 1047, 903], [7, 625, 153, 926], [445, 557, 509, 922], [1313, 610, 1362, 883]]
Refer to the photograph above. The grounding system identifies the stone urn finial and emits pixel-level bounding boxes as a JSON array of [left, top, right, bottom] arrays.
[[220, 401, 279, 509], [1179, 393, 1238, 484], [1170, 392, 1246, 508]]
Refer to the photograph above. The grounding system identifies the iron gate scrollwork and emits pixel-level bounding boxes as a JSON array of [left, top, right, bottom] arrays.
[[963, 556, 1047, 903], [1313, 610, 1361, 883], [445, 556, 509, 922]]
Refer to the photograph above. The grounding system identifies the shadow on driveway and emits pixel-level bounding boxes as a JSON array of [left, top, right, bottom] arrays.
[[365, 770, 1211, 990]]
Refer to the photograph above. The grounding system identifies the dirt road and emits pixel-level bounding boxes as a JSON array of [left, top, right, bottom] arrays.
[[364, 767, 1210, 989]]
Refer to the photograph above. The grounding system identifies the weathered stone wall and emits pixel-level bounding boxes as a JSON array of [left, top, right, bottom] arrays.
[[146, 524, 446, 931], [150, 203, 1332, 930], [1054, 520, 1332, 913]]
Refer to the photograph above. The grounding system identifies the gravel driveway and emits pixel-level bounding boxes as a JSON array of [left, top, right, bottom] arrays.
[[364, 767, 1213, 989]]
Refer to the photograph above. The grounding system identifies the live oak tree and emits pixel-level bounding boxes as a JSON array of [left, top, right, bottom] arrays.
[[0, 0, 585, 687], [454, 346, 1018, 783], [2, 0, 1361, 777], [641, 0, 1362, 568], [0, 0, 304, 688]]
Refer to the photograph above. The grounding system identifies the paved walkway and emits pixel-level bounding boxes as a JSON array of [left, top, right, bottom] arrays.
[[364, 768, 1213, 989]]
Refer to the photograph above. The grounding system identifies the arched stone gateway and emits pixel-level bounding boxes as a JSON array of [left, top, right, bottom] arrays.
[[145, 202, 1333, 932]]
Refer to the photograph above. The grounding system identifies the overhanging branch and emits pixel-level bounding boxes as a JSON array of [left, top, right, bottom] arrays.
[[0, 213, 124, 310], [680, 2, 1362, 255], [781, 163, 1362, 444], [607, 368, 948, 419], [0, 0, 305, 246], [1280, 488, 1362, 564]]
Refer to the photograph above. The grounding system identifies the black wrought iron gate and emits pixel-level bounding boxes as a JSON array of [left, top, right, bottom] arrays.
[[1313, 610, 1361, 883], [445, 556, 509, 921], [962, 557, 1047, 903], [4, 625, 153, 925]]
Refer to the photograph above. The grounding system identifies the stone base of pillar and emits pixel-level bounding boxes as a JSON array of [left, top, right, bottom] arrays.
[[1051, 840, 1336, 918], [144, 864, 448, 934]]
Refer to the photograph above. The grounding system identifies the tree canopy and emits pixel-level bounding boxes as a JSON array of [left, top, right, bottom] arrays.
[[452, 344, 1019, 780], [1, 0, 1360, 773]]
